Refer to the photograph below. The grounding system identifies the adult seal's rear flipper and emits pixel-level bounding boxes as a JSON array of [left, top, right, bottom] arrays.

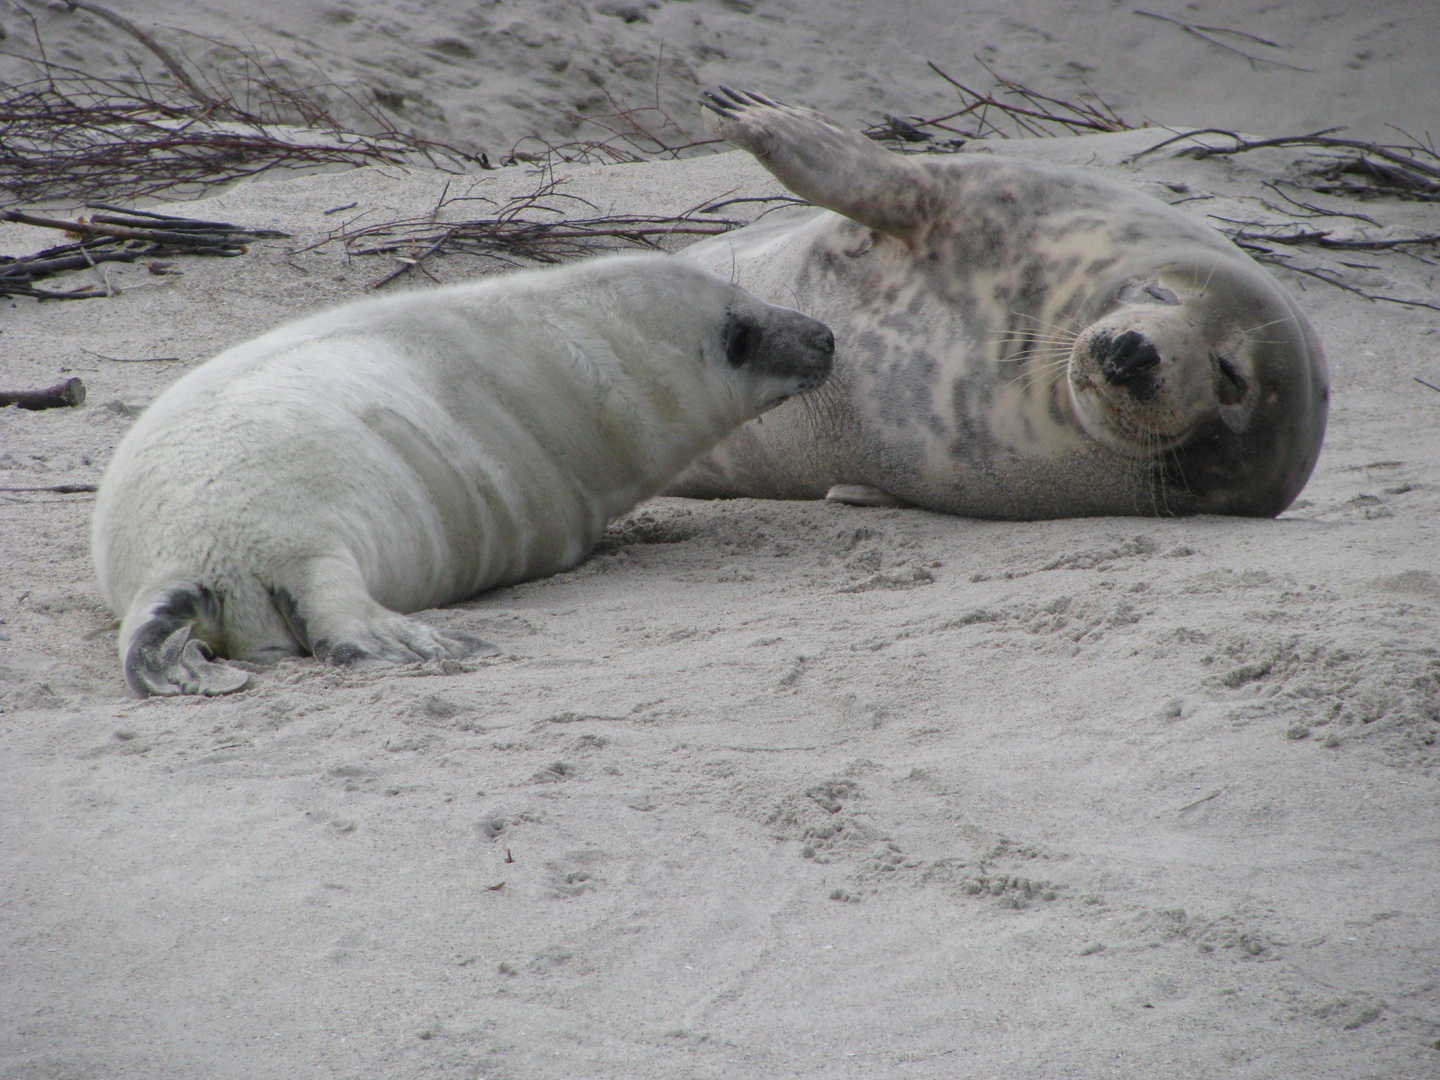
[[701, 86, 944, 246], [122, 584, 251, 697]]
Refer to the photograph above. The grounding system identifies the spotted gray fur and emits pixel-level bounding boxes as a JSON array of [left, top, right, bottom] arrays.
[[668, 87, 1328, 519]]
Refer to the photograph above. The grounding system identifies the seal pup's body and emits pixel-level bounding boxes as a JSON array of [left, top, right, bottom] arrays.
[[93, 253, 833, 696], [669, 88, 1328, 519]]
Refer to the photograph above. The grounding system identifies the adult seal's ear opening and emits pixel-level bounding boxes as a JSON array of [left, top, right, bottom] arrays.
[[92, 253, 834, 696], [668, 87, 1328, 520]]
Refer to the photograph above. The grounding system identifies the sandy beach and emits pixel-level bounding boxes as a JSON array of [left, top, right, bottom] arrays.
[[2, 3, 1438, 1078]]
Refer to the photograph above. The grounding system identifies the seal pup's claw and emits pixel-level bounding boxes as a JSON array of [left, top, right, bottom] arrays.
[[313, 616, 500, 670]]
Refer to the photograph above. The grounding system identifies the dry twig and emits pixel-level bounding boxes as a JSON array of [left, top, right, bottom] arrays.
[[863, 61, 1134, 147], [1209, 219, 1440, 254], [1133, 10, 1313, 73], [504, 79, 718, 167], [55, 0, 232, 114], [1237, 248, 1440, 313], [302, 178, 750, 287], [1200, 209, 1440, 312]]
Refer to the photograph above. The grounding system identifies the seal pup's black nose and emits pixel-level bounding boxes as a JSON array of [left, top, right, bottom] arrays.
[[1095, 330, 1161, 400]]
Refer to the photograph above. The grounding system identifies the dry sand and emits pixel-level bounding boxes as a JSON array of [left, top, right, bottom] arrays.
[[2, 3, 1438, 1078]]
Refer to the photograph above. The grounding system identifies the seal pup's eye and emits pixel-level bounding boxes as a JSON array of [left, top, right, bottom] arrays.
[[1212, 354, 1248, 405], [1117, 281, 1180, 306], [725, 319, 756, 367]]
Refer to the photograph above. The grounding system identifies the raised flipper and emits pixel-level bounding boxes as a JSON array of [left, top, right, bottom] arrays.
[[122, 584, 251, 697], [270, 554, 499, 670], [825, 484, 913, 508], [700, 86, 944, 246]]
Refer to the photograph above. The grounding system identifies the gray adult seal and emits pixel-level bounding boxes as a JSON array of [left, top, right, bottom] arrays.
[[93, 253, 833, 697], [667, 88, 1328, 518]]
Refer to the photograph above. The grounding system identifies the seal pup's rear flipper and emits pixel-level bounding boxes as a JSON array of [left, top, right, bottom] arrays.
[[122, 584, 251, 697], [701, 86, 944, 246], [270, 554, 499, 670]]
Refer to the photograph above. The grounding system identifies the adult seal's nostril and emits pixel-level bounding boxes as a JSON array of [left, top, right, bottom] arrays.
[[1100, 331, 1161, 386]]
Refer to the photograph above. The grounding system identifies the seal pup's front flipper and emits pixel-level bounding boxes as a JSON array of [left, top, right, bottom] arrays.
[[121, 583, 252, 697], [270, 553, 499, 670], [700, 86, 944, 247]]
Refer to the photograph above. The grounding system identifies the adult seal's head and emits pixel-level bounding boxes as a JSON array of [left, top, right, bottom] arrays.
[[1065, 251, 1327, 516], [667, 87, 1328, 520]]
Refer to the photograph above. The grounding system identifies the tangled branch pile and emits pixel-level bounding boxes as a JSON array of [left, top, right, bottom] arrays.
[[0, 205, 288, 300], [0, 15, 480, 208], [1132, 129, 1440, 203]]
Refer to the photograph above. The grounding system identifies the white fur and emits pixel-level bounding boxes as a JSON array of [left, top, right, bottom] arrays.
[[92, 253, 829, 692]]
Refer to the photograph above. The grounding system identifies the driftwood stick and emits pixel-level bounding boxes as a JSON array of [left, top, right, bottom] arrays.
[[1, 249, 143, 280], [0, 209, 264, 247], [79, 349, 180, 362], [5, 285, 111, 301], [85, 203, 235, 225], [0, 378, 87, 410]]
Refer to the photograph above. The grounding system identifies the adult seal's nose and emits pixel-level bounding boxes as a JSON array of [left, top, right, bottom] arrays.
[[1098, 330, 1161, 398]]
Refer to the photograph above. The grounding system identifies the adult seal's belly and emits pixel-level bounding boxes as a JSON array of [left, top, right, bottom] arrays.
[[668, 88, 1328, 519]]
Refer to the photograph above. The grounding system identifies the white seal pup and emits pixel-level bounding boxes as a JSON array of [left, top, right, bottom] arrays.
[[667, 88, 1328, 519], [93, 253, 833, 697]]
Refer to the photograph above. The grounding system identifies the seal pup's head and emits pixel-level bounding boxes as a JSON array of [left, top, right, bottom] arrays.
[[576, 255, 834, 434], [1066, 251, 1328, 516], [716, 284, 836, 412]]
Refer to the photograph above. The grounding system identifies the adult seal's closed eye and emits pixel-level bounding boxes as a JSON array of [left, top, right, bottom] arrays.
[[667, 87, 1328, 519], [92, 253, 833, 697]]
